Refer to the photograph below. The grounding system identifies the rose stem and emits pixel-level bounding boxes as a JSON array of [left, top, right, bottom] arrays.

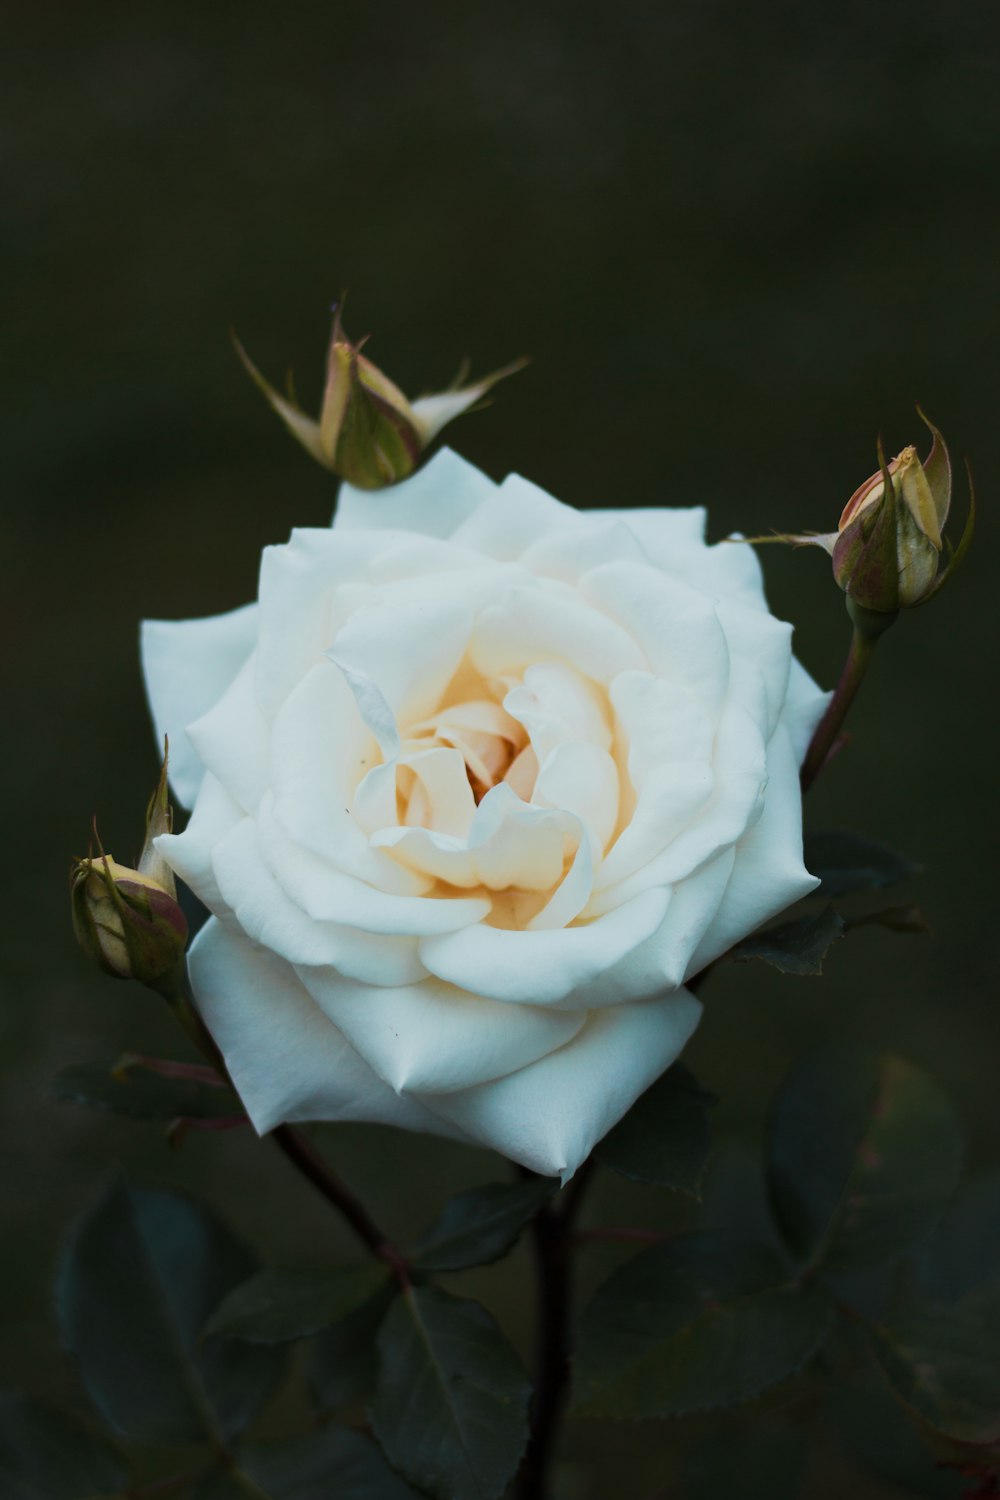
[[166, 978, 411, 1287], [515, 1158, 595, 1500], [270, 1123, 410, 1287], [800, 603, 896, 792]]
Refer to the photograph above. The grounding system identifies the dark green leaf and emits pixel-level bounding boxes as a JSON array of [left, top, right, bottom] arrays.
[[681, 1422, 808, 1500], [766, 1047, 963, 1271], [834, 1374, 964, 1498], [206, 1264, 389, 1343], [698, 1140, 783, 1251], [194, 1425, 421, 1499], [594, 1063, 714, 1197], [911, 1173, 1000, 1302], [732, 904, 845, 975], [51, 1061, 241, 1121], [57, 1180, 284, 1444], [572, 1230, 832, 1418], [308, 1284, 396, 1411], [868, 1289, 1000, 1445], [408, 1179, 555, 1273], [804, 830, 918, 899], [0, 1394, 131, 1499], [371, 1285, 530, 1500]]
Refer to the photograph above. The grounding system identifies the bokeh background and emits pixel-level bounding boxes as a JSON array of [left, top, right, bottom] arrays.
[[3, 1, 998, 1494]]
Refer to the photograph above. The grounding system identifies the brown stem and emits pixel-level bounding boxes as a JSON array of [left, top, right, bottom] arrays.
[[800, 625, 876, 792], [515, 1159, 595, 1500], [161, 972, 411, 1288], [570, 1225, 673, 1247], [270, 1124, 410, 1288]]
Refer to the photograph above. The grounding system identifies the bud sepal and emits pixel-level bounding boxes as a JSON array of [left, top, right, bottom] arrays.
[[235, 306, 527, 490]]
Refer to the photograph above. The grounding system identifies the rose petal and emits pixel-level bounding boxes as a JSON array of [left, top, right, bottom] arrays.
[[520, 519, 647, 584], [330, 593, 473, 724], [156, 772, 244, 909], [504, 662, 613, 760], [592, 699, 766, 902], [141, 602, 258, 808], [419, 886, 669, 1005], [576, 849, 736, 996], [609, 671, 715, 787], [472, 584, 646, 683], [255, 528, 390, 719], [580, 562, 730, 720], [532, 742, 619, 857], [188, 919, 457, 1138], [683, 723, 820, 976], [211, 818, 427, 984], [270, 659, 427, 894], [186, 654, 270, 816], [451, 473, 579, 560], [419, 989, 703, 1180], [257, 795, 491, 934], [781, 657, 831, 763], [373, 783, 575, 892], [715, 598, 793, 742], [335, 447, 497, 537], [296, 968, 586, 1094]]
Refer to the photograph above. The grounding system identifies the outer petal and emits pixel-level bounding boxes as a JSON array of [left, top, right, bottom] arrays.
[[296, 968, 586, 1094], [335, 447, 497, 537], [781, 656, 831, 763], [186, 654, 271, 816], [188, 919, 462, 1140], [155, 772, 244, 910], [450, 473, 580, 559], [420, 990, 703, 1180], [684, 723, 820, 976], [141, 603, 258, 809]]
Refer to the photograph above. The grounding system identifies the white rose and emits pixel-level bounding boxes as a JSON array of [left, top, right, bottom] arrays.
[[142, 450, 827, 1179]]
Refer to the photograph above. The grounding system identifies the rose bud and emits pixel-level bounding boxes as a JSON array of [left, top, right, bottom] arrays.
[[71, 746, 188, 987], [234, 305, 527, 490], [753, 411, 974, 620], [70, 855, 188, 986]]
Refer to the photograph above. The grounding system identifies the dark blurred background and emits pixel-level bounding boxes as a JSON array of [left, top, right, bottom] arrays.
[[3, 1, 998, 1494]]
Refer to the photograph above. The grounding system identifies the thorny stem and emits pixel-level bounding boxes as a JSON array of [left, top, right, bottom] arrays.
[[515, 1158, 596, 1500], [800, 625, 876, 792]]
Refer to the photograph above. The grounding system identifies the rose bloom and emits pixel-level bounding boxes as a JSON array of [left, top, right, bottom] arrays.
[[143, 451, 826, 1179]]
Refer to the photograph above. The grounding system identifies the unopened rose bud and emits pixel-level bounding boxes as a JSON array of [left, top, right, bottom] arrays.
[[751, 410, 974, 622], [72, 746, 188, 987], [71, 855, 188, 985], [234, 305, 527, 490]]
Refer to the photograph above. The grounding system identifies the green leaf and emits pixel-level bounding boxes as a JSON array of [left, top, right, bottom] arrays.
[[911, 1173, 1000, 1302], [572, 1230, 832, 1418], [681, 1422, 808, 1500], [308, 1284, 396, 1411], [206, 1264, 390, 1343], [868, 1289, 1000, 1445], [0, 1394, 131, 1499], [834, 1374, 964, 1498], [371, 1285, 531, 1500], [732, 904, 845, 975], [57, 1180, 284, 1444], [408, 1179, 555, 1272], [195, 1425, 422, 1499], [51, 1061, 241, 1120], [594, 1063, 714, 1196], [766, 1047, 964, 1272], [804, 830, 918, 899]]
